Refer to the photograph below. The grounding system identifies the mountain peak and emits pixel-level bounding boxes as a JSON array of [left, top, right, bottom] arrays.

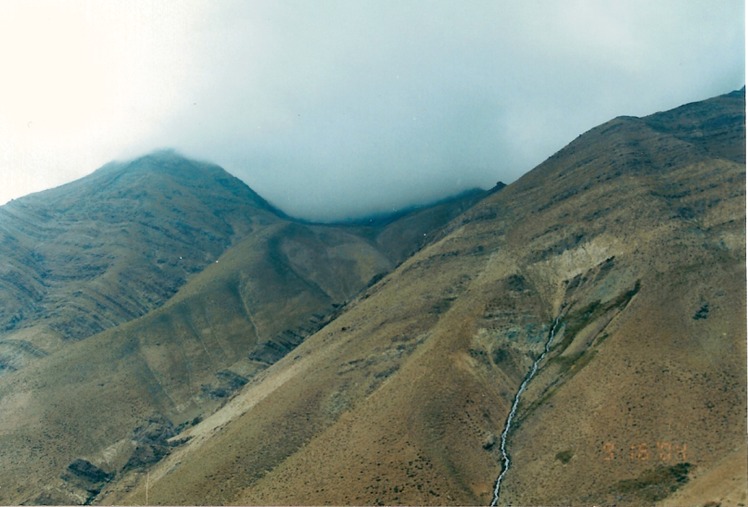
[[97, 148, 236, 186], [0, 151, 287, 342]]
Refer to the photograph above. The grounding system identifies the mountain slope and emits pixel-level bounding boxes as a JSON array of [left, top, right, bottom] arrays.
[[101, 89, 745, 506], [0, 150, 283, 372], [0, 154, 488, 505]]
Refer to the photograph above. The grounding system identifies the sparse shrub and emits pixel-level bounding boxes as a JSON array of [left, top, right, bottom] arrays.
[[506, 274, 527, 292], [693, 302, 709, 320], [615, 462, 692, 502], [492, 347, 509, 365], [555, 450, 574, 464], [482, 434, 497, 450]]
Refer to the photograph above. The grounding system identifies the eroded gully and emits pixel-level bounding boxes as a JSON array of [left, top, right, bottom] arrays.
[[490, 316, 562, 506]]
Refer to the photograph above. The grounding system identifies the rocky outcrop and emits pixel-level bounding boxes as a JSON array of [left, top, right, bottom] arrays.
[[123, 416, 181, 472]]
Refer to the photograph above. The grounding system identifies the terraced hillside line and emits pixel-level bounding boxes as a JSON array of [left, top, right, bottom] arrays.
[[491, 316, 562, 507]]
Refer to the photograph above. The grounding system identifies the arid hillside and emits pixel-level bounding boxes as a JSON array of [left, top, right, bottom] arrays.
[[0, 150, 284, 368], [99, 89, 745, 506], [0, 152, 485, 505]]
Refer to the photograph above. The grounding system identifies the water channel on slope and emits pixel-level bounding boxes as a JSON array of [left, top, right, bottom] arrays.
[[490, 316, 563, 506]]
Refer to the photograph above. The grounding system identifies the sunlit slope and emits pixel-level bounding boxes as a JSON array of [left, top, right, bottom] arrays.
[[104, 89, 745, 506]]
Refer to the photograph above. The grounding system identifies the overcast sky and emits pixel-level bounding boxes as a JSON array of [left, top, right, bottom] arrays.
[[0, 1, 744, 221]]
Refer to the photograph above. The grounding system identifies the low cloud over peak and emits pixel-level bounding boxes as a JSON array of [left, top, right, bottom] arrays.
[[1, 0, 744, 221]]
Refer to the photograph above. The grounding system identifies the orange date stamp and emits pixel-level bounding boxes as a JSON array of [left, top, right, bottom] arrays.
[[602, 441, 688, 463]]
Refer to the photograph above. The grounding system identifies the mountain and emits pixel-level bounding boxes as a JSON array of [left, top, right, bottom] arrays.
[[91, 89, 745, 506], [0, 150, 488, 504], [0, 89, 743, 506], [0, 150, 284, 370]]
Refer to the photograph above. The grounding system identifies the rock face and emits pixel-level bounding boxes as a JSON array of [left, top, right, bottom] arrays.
[[66, 459, 114, 485], [123, 416, 180, 472], [56, 459, 115, 505], [93, 89, 744, 507]]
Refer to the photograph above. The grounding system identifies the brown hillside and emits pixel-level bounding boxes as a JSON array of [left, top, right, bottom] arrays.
[[102, 89, 745, 506], [0, 150, 283, 373], [0, 164, 485, 505]]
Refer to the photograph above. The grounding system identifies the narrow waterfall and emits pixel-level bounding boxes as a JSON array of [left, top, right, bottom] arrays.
[[490, 317, 562, 506]]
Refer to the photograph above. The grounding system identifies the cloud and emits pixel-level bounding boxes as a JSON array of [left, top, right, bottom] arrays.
[[1, 0, 744, 220]]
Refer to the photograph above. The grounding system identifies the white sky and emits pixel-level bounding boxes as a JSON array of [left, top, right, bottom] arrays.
[[0, 0, 744, 220]]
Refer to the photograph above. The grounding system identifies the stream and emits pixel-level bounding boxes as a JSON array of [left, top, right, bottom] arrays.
[[490, 316, 562, 506]]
